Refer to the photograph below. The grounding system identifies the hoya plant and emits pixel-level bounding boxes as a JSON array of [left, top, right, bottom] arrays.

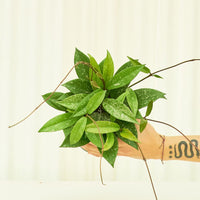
[[38, 48, 166, 167], [9, 49, 200, 200]]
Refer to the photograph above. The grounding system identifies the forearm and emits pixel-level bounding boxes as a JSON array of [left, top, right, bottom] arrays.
[[163, 136, 200, 162]]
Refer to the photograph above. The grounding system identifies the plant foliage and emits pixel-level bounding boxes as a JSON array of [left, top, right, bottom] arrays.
[[39, 48, 166, 167]]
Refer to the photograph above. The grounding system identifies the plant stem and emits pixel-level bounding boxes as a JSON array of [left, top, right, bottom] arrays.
[[129, 58, 200, 88], [138, 144, 158, 200], [8, 61, 104, 128], [145, 118, 200, 153], [86, 114, 105, 185]]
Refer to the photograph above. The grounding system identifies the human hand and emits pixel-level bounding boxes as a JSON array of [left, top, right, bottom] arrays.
[[82, 122, 163, 160]]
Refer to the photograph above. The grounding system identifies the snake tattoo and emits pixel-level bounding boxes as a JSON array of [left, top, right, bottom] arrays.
[[174, 139, 200, 158]]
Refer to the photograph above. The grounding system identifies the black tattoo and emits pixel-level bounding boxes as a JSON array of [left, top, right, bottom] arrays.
[[169, 140, 200, 159]]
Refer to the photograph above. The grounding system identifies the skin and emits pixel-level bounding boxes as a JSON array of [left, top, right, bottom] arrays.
[[82, 122, 200, 162]]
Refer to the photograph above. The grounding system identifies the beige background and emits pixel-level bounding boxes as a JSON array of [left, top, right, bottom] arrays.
[[1, 0, 200, 190]]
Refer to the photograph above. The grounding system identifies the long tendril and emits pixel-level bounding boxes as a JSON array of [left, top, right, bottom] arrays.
[[145, 118, 200, 153], [86, 114, 105, 185], [138, 144, 158, 200], [129, 59, 200, 88], [8, 61, 104, 128]]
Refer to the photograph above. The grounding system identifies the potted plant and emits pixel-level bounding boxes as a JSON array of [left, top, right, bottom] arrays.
[[9, 48, 200, 200]]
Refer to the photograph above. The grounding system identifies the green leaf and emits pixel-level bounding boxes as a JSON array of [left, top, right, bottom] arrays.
[[140, 119, 147, 133], [116, 120, 138, 149], [102, 98, 138, 123], [74, 48, 90, 80], [109, 85, 128, 99], [108, 62, 132, 99], [120, 128, 140, 143], [134, 88, 166, 109], [72, 89, 102, 117], [42, 92, 68, 111], [116, 92, 127, 103], [153, 74, 163, 79], [116, 120, 138, 137], [145, 101, 153, 117], [60, 133, 89, 148], [90, 80, 101, 89], [104, 133, 115, 151], [88, 54, 103, 89], [99, 58, 105, 73], [57, 92, 73, 100], [85, 131, 104, 148], [85, 121, 120, 134], [99, 135, 118, 167], [136, 110, 143, 119], [86, 90, 106, 114], [38, 113, 80, 132], [70, 117, 87, 145], [107, 65, 144, 90], [62, 79, 92, 94], [57, 93, 87, 110], [63, 127, 73, 138], [115, 61, 133, 74], [103, 51, 114, 87], [126, 88, 138, 117], [88, 54, 101, 72], [89, 111, 110, 121], [141, 66, 151, 74], [127, 56, 151, 74], [117, 133, 138, 149]]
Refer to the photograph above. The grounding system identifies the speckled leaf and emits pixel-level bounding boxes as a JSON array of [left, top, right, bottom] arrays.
[[145, 101, 153, 117], [88, 54, 103, 89], [117, 133, 138, 149], [107, 65, 144, 90], [85, 131, 104, 148], [85, 121, 120, 134], [70, 117, 87, 144], [89, 111, 110, 122], [115, 61, 133, 74], [90, 80, 101, 89], [108, 62, 131, 98], [74, 48, 90, 80], [60, 133, 89, 148], [126, 88, 138, 117], [116, 120, 138, 149], [38, 113, 79, 132], [134, 88, 166, 109], [104, 133, 115, 151], [88, 54, 101, 72], [62, 79, 92, 94], [63, 127, 73, 138], [109, 85, 128, 99], [120, 128, 140, 143], [127, 56, 151, 74], [99, 58, 105, 73], [86, 90, 106, 114], [57, 93, 87, 110], [99, 135, 118, 167], [116, 120, 138, 137], [140, 118, 147, 133], [116, 92, 127, 103], [57, 92, 73, 100], [103, 51, 114, 88], [102, 98, 138, 123], [42, 92, 68, 111], [72, 89, 102, 117]]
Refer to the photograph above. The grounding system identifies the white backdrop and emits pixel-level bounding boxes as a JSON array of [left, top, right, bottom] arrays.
[[1, 0, 200, 185]]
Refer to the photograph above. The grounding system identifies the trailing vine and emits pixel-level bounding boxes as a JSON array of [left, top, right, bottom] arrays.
[[8, 48, 200, 200]]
